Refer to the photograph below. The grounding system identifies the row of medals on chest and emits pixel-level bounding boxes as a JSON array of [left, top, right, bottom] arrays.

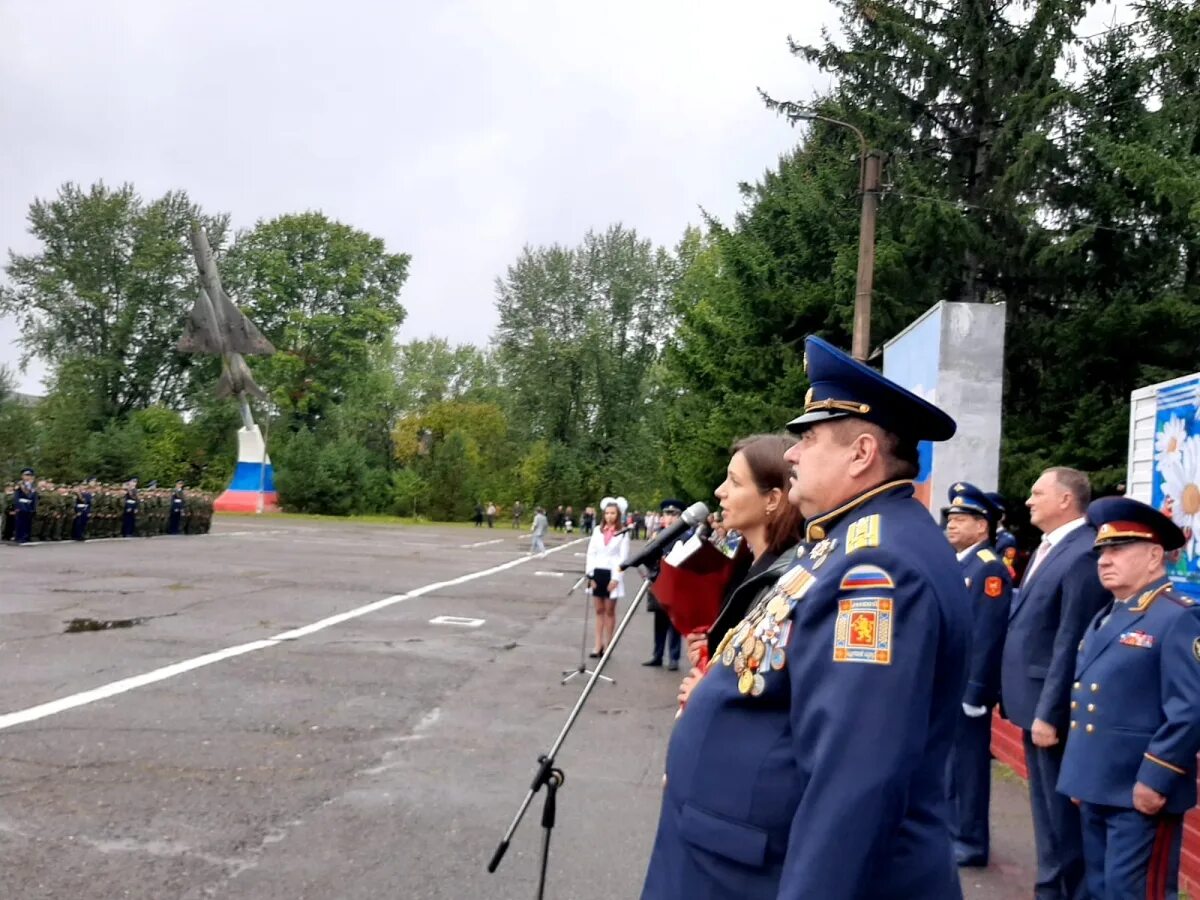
[[712, 538, 837, 697]]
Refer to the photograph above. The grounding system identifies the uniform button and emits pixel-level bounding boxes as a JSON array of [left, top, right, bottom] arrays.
[[662, 774, 668, 788], [1073, 681, 1081, 691], [1070, 720, 1077, 729], [1091, 683, 1099, 693], [1087, 704, 1095, 713], [1071, 701, 1078, 710], [1086, 724, 1094, 733]]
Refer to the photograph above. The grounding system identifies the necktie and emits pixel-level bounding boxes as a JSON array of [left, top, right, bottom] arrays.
[[1024, 538, 1052, 582]]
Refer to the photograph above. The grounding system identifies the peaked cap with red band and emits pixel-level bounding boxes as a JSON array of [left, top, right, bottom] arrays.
[[1086, 496, 1185, 551]]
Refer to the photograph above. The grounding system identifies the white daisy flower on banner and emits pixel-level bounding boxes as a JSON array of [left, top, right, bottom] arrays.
[[1156, 414, 1189, 470], [1161, 434, 1200, 559]]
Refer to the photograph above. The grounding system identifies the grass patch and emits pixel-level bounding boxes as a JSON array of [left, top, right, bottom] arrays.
[[215, 511, 515, 529], [992, 762, 1024, 785]]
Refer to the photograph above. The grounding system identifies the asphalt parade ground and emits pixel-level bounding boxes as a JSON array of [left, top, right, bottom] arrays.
[[0, 518, 1038, 899]]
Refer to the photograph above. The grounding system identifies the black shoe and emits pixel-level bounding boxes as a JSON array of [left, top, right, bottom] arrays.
[[667, 660, 680, 671], [589, 649, 603, 659], [954, 849, 987, 868], [642, 658, 663, 667]]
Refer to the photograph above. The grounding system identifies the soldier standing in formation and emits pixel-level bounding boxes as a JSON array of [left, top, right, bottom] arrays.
[[12, 468, 38, 544], [641, 336, 970, 899], [122, 477, 140, 538], [71, 478, 95, 541], [168, 480, 186, 535], [1057, 497, 1200, 900], [942, 482, 1012, 868]]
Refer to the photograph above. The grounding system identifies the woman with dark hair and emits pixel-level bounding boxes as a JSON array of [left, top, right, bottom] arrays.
[[678, 433, 805, 705], [585, 496, 630, 657]]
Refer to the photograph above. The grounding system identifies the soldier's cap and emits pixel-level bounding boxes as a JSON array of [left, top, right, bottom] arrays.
[[786, 336, 956, 443], [1087, 497, 1185, 551], [659, 498, 684, 515], [984, 491, 1007, 515], [942, 482, 1001, 522], [20, 468, 33, 476]]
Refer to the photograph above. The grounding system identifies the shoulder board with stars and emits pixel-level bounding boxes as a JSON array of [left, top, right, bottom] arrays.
[[977, 548, 998, 563], [845, 514, 881, 554]]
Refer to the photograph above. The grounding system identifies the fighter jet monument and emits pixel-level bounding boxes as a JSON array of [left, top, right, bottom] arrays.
[[178, 225, 279, 512]]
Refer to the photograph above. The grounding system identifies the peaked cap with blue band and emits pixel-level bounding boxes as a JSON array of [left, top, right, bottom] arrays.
[[942, 481, 1001, 521], [786, 336, 957, 442], [659, 498, 685, 515], [1086, 497, 1185, 551], [985, 491, 1007, 515]]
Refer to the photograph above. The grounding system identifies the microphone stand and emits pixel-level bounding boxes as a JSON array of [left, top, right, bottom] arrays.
[[488, 575, 654, 898], [561, 573, 615, 686]]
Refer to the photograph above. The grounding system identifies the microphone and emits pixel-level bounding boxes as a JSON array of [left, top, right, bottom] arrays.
[[621, 501, 709, 570]]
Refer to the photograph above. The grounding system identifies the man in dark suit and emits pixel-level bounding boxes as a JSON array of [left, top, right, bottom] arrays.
[[1001, 467, 1109, 900]]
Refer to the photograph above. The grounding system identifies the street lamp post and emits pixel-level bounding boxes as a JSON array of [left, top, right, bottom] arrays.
[[776, 104, 883, 361]]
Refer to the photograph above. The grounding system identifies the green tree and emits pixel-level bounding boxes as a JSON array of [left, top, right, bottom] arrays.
[[0, 367, 37, 478], [424, 429, 479, 521], [394, 338, 499, 411], [223, 212, 410, 428], [492, 224, 675, 505], [1, 182, 229, 417]]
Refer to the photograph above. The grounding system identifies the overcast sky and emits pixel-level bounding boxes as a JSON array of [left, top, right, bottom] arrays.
[[0, 1, 1130, 395]]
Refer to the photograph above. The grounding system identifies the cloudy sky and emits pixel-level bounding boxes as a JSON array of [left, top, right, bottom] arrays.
[[0, 1, 1130, 395], [1, 0, 840, 393]]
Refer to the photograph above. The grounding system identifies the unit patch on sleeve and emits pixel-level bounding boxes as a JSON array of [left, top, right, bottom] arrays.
[[833, 597, 893, 665], [845, 514, 881, 554], [984, 576, 1004, 598], [839, 565, 894, 592]]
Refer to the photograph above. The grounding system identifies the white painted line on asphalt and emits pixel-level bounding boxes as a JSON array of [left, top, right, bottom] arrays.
[[460, 538, 504, 548], [0, 538, 587, 732], [429, 615, 485, 628], [533, 571, 565, 577]]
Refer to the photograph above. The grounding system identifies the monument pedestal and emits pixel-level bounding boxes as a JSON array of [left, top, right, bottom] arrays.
[[214, 425, 279, 513]]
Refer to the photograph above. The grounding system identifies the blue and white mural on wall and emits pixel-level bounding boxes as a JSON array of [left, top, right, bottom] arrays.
[[883, 304, 942, 509], [1152, 376, 1200, 597]]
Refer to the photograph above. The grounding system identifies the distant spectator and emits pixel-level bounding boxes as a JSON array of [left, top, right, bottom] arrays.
[[530, 506, 549, 557], [486, 501, 496, 528]]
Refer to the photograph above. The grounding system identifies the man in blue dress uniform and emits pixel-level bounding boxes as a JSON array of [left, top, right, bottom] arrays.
[[641, 336, 971, 900], [122, 477, 140, 538], [987, 491, 1020, 580], [1001, 467, 1109, 900], [12, 468, 38, 544], [942, 482, 1011, 867], [168, 480, 186, 535], [643, 499, 685, 672], [1057, 497, 1200, 900], [71, 477, 95, 541]]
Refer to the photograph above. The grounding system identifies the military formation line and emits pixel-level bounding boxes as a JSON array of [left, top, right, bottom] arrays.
[[4, 471, 215, 543]]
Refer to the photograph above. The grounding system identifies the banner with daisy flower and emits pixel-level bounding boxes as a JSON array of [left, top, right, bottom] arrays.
[[1152, 376, 1200, 597]]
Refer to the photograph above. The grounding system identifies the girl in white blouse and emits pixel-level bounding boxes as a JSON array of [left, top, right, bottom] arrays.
[[585, 497, 630, 656]]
